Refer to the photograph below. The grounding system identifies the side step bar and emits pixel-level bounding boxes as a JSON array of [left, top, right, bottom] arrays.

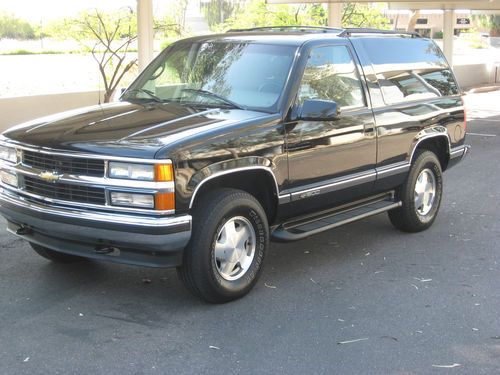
[[272, 199, 401, 242]]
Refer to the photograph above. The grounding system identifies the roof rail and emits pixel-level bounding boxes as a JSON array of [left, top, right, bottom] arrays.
[[226, 26, 421, 38], [339, 28, 421, 38], [227, 26, 343, 34]]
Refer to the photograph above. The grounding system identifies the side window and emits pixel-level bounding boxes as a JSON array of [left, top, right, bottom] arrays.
[[298, 45, 365, 108], [361, 38, 459, 105]]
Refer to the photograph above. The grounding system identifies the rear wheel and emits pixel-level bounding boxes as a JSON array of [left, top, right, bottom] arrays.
[[389, 150, 443, 233], [30, 243, 86, 263], [178, 188, 269, 303]]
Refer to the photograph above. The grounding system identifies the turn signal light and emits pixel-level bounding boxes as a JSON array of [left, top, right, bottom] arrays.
[[155, 164, 174, 182], [155, 192, 175, 211]]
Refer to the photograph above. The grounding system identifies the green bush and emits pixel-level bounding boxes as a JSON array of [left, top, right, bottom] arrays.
[[0, 12, 36, 39], [433, 31, 443, 39]]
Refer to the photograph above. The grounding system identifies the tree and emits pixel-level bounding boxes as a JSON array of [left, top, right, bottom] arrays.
[[473, 14, 500, 37], [50, 9, 138, 103], [217, 1, 324, 31], [0, 12, 36, 40], [217, 1, 389, 31], [202, 0, 241, 27], [406, 10, 421, 32], [342, 3, 389, 29]]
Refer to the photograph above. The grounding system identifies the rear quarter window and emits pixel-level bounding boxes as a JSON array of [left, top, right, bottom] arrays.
[[360, 38, 459, 104]]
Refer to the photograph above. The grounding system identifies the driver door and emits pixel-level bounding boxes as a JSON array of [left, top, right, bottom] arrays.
[[285, 43, 377, 213]]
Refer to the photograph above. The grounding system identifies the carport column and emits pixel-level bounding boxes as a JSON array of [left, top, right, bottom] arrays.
[[443, 10, 454, 66], [327, 2, 342, 28], [137, 0, 154, 72]]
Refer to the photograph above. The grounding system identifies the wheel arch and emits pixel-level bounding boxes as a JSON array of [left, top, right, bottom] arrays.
[[409, 130, 451, 171], [189, 165, 280, 224]]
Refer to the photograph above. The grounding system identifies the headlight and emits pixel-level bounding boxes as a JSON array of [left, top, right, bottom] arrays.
[[0, 146, 17, 163], [108, 162, 173, 181], [110, 192, 154, 209], [0, 171, 18, 187], [108, 162, 154, 181]]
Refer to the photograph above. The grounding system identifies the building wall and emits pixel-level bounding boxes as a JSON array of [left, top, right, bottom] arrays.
[[385, 11, 474, 37], [0, 91, 103, 132]]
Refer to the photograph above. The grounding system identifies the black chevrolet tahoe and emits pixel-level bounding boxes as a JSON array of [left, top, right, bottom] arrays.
[[0, 27, 469, 302]]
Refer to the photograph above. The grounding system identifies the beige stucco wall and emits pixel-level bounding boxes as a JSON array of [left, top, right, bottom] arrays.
[[454, 63, 499, 88], [0, 91, 103, 132]]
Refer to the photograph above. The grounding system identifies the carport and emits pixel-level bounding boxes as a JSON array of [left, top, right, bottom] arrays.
[[121, 1, 500, 71], [258, 0, 500, 66]]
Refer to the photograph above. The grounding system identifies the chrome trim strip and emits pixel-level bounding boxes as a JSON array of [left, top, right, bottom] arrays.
[[278, 194, 291, 205], [189, 166, 281, 209], [0, 182, 175, 215], [0, 140, 172, 164], [285, 162, 413, 202], [288, 170, 377, 201], [376, 162, 410, 178], [0, 189, 189, 228]]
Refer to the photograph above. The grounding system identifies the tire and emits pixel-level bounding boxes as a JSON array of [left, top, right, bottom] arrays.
[[30, 243, 86, 263], [177, 188, 269, 303], [389, 150, 443, 233]]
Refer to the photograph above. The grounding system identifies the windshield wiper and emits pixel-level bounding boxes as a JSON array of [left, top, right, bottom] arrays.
[[123, 88, 163, 103], [180, 88, 245, 110]]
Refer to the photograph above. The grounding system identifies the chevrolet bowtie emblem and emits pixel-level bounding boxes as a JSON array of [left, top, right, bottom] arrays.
[[39, 171, 62, 182]]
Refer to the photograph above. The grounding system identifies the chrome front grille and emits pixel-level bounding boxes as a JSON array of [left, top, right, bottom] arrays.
[[24, 176, 106, 205], [0, 141, 175, 214], [23, 150, 105, 177]]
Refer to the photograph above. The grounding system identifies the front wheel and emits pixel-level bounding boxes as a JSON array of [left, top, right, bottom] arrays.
[[177, 188, 269, 303], [389, 150, 443, 233]]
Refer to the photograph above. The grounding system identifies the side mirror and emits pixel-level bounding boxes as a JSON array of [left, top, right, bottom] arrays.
[[298, 99, 340, 121]]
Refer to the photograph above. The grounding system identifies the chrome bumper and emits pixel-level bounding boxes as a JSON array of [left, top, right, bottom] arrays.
[[0, 189, 191, 267]]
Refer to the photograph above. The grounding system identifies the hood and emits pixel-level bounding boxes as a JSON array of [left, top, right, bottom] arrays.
[[3, 101, 274, 159]]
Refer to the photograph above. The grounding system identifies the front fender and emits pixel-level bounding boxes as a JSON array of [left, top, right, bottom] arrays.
[[187, 156, 279, 209]]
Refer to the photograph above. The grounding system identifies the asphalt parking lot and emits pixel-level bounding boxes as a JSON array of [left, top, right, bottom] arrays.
[[0, 91, 499, 375]]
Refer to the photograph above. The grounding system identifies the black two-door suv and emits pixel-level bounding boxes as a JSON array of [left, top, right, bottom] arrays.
[[0, 27, 468, 302]]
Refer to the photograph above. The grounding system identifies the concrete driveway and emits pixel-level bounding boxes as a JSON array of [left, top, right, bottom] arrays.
[[0, 91, 499, 375]]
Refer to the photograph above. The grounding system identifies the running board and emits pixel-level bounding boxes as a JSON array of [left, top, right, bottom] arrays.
[[272, 199, 401, 242]]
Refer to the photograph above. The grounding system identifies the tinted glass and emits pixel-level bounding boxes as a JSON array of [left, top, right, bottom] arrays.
[[360, 38, 459, 104], [298, 45, 365, 108], [123, 41, 297, 112]]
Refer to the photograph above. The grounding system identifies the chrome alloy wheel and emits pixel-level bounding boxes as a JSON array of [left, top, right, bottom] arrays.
[[414, 168, 436, 216], [214, 216, 256, 281]]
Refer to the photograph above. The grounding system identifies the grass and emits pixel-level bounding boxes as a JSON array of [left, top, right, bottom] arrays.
[[0, 49, 82, 55]]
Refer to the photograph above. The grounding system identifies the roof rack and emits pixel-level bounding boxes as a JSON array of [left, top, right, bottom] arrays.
[[227, 26, 343, 34], [339, 28, 421, 38], [227, 26, 421, 38]]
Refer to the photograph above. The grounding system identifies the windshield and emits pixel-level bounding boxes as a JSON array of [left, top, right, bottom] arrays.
[[122, 41, 297, 112]]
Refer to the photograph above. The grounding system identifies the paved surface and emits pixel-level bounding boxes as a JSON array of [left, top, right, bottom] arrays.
[[1, 92, 499, 375]]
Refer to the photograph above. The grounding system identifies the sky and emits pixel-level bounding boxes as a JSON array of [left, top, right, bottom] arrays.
[[0, 0, 174, 22]]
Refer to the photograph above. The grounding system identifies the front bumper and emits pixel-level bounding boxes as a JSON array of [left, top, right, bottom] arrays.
[[0, 189, 191, 267]]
